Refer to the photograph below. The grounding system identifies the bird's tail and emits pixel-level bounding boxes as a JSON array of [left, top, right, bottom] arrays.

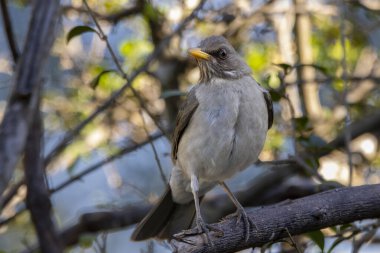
[[130, 186, 196, 241]]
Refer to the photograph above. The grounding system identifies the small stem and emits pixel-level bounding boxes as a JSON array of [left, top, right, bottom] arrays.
[[339, 0, 354, 186], [139, 109, 168, 185]]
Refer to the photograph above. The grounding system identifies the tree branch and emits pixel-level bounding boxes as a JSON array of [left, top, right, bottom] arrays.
[[24, 97, 63, 253], [171, 184, 380, 253], [61, 0, 145, 24], [317, 111, 380, 158], [0, 0, 60, 196], [0, 0, 19, 62]]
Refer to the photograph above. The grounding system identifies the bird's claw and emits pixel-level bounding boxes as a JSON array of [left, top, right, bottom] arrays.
[[227, 208, 255, 242], [173, 219, 223, 247]]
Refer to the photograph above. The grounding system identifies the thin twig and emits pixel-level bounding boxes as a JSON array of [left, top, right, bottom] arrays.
[[0, 0, 19, 62], [44, 0, 206, 166], [82, 0, 127, 80], [61, 1, 144, 24], [292, 155, 326, 183], [283, 94, 298, 155], [139, 109, 167, 185], [49, 132, 164, 193], [285, 227, 303, 253], [339, 0, 354, 186], [83, 0, 170, 139], [0, 179, 24, 211]]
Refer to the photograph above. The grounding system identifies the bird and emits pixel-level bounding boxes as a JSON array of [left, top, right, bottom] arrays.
[[131, 35, 273, 243]]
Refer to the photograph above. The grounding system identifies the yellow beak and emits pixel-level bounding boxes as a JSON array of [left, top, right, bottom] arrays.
[[188, 48, 210, 60]]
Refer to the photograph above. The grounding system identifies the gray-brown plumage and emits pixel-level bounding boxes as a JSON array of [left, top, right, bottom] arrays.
[[131, 36, 273, 242]]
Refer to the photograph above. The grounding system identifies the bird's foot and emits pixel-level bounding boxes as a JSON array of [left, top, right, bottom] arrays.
[[173, 218, 223, 247], [227, 207, 255, 242]]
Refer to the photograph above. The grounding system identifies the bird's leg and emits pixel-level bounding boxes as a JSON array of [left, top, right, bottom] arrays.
[[190, 174, 215, 246], [219, 181, 254, 242]]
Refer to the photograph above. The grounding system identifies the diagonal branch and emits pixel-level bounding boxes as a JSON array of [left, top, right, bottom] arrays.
[[24, 94, 62, 253], [0, 0, 60, 196], [0, 0, 19, 62], [61, 0, 145, 24], [171, 184, 380, 253]]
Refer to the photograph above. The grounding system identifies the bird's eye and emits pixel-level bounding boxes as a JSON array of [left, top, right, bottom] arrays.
[[218, 48, 227, 59]]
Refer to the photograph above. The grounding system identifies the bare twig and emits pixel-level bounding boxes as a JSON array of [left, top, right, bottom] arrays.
[[285, 227, 303, 253], [44, 0, 206, 166], [339, 0, 354, 186], [139, 110, 167, 185], [61, 1, 144, 24], [0, 0, 19, 62], [0, 179, 24, 210], [292, 155, 326, 183], [49, 132, 164, 193], [82, 0, 127, 80]]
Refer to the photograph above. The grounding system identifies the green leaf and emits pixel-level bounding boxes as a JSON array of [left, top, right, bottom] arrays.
[[269, 89, 283, 102], [160, 90, 187, 99], [327, 237, 345, 253], [89, 70, 117, 89], [294, 116, 309, 132], [338, 223, 353, 233], [273, 63, 293, 74], [66, 25, 98, 44], [66, 157, 81, 174], [79, 234, 95, 249], [307, 230, 325, 251], [310, 64, 329, 76]]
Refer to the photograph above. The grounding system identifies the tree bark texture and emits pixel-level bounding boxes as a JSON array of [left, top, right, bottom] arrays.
[[171, 184, 380, 253], [0, 0, 60, 196], [24, 102, 63, 253]]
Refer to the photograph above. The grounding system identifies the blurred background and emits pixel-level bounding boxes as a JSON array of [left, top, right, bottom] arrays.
[[0, 0, 379, 252]]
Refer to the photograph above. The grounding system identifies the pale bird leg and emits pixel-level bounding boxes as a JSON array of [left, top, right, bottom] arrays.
[[190, 174, 215, 247], [219, 181, 254, 242]]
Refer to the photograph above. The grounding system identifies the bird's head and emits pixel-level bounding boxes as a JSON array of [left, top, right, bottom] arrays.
[[188, 36, 251, 83]]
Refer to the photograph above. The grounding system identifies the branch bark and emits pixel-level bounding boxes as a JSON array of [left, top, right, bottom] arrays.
[[0, 0, 19, 62], [0, 0, 60, 196], [24, 100, 62, 253], [171, 184, 380, 253]]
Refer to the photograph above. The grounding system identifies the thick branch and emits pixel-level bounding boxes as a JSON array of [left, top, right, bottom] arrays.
[[171, 184, 380, 253], [0, 0, 19, 62], [24, 103, 62, 253], [0, 0, 60, 196]]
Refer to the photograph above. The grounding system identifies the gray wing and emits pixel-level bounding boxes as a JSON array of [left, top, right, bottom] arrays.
[[171, 87, 199, 162], [256, 81, 274, 129], [263, 90, 273, 129]]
